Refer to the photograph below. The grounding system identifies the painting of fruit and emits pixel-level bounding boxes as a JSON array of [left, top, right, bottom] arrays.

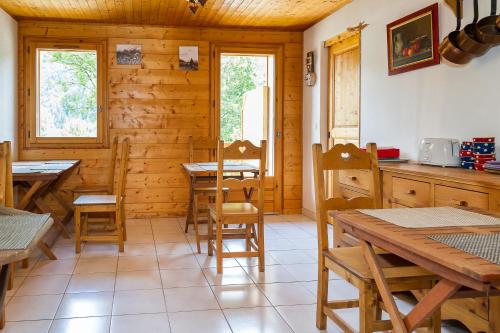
[[387, 3, 440, 75]]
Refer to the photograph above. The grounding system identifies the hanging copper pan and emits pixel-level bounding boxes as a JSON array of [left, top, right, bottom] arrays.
[[458, 0, 491, 57], [440, 0, 473, 64], [475, 0, 500, 45]]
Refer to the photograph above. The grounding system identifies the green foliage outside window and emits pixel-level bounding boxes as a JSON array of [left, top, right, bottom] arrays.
[[220, 56, 266, 142], [39, 50, 98, 137]]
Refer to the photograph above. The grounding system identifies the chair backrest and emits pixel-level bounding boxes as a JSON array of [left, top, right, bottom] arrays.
[[107, 136, 119, 193], [116, 138, 130, 203], [189, 136, 218, 163], [0, 141, 14, 207], [215, 140, 267, 218], [313, 142, 381, 249]]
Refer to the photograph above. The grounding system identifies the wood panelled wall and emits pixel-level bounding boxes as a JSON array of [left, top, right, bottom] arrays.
[[18, 21, 302, 218]]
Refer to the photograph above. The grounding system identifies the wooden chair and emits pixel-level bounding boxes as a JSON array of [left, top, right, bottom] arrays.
[[208, 140, 266, 274], [73, 136, 119, 196], [0, 142, 14, 209], [313, 143, 439, 333], [73, 138, 130, 253], [1, 142, 57, 307], [73, 136, 119, 232], [186, 136, 218, 253]]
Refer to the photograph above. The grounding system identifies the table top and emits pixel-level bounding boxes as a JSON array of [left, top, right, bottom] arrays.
[[333, 208, 500, 291], [182, 162, 259, 175], [12, 160, 80, 181], [0, 207, 54, 266]]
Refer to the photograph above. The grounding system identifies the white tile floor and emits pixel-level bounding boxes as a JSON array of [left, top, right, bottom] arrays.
[[1, 215, 470, 333]]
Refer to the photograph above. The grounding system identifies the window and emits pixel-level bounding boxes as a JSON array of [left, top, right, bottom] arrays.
[[25, 39, 107, 148]]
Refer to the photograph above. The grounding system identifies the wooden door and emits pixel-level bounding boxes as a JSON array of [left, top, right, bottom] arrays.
[[212, 44, 283, 213], [328, 32, 361, 148]]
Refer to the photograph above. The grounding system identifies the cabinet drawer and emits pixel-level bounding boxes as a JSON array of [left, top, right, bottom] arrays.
[[435, 185, 489, 210], [339, 170, 370, 192], [340, 187, 368, 200], [392, 177, 431, 208], [493, 191, 500, 212]]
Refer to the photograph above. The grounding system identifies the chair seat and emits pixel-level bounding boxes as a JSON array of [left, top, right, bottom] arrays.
[[73, 185, 110, 194], [208, 202, 258, 215], [324, 246, 434, 280], [73, 195, 117, 206]]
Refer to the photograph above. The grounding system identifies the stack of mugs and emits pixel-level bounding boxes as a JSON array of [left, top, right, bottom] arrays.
[[473, 137, 496, 171], [460, 137, 496, 171]]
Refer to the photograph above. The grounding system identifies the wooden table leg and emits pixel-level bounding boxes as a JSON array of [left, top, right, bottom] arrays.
[[404, 279, 460, 331], [37, 241, 57, 260], [360, 240, 409, 333], [16, 180, 44, 210], [49, 191, 75, 226], [184, 176, 195, 233], [34, 197, 71, 239], [361, 240, 460, 333], [0, 264, 10, 329]]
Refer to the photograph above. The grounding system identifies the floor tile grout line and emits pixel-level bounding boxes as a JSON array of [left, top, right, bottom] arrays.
[[46, 241, 83, 332], [152, 218, 174, 333]]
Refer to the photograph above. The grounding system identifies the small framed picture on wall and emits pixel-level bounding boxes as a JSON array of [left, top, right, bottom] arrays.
[[386, 3, 440, 75], [179, 46, 199, 71]]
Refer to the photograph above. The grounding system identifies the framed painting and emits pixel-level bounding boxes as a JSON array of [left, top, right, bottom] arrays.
[[387, 3, 440, 75], [116, 44, 141, 65]]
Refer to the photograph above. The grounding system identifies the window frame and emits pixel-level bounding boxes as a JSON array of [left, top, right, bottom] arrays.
[[24, 38, 108, 149]]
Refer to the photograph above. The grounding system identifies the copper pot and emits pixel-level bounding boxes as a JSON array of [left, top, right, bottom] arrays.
[[440, 0, 473, 64], [458, 0, 491, 57], [475, 0, 500, 45]]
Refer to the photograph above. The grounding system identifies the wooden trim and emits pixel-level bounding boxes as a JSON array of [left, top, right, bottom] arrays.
[[24, 37, 109, 149], [211, 43, 284, 213], [324, 29, 362, 48]]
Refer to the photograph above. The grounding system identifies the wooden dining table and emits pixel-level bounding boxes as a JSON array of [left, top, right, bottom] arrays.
[[333, 208, 500, 333], [182, 161, 259, 230], [0, 208, 54, 328], [13, 160, 80, 240]]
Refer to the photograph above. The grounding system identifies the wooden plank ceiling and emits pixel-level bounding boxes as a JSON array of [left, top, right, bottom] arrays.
[[0, 0, 351, 30]]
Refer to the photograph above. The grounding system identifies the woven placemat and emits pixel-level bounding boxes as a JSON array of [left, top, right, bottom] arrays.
[[0, 207, 51, 251], [428, 233, 500, 265], [358, 207, 500, 228]]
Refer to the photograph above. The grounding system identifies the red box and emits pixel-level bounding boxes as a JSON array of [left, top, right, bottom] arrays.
[[474, 163, 486, 171], [473, 153, 496, 160], [473, 137, 495, 143], [460, 150, 473, 157], [360, 147, 400, 159]]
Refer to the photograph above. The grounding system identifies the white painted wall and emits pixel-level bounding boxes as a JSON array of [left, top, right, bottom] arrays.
[[0, 8, 17, 159], [303, 0, 500, 215]]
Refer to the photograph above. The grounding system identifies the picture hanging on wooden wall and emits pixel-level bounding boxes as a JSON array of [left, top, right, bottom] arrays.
[[179, 46, 199, 71], [386, 3, 440, 75], [116, 44, 142, 65]]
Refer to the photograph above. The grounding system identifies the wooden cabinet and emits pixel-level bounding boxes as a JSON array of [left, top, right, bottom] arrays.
[[339, 163, 500, 333]]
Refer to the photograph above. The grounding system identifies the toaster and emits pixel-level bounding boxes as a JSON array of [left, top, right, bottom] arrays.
[[418, 138, 460, 167]]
